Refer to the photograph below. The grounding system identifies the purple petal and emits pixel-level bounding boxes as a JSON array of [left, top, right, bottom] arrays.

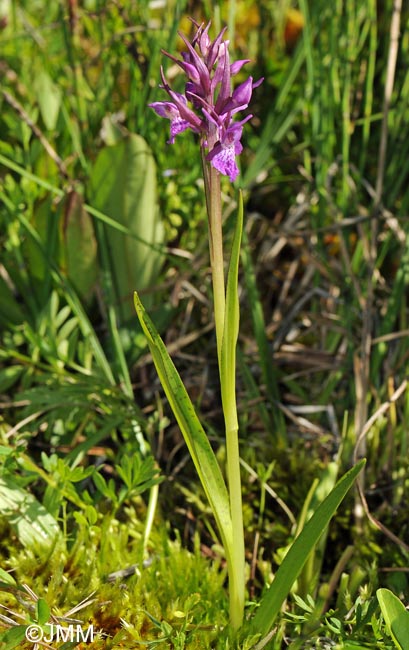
[[159, 72, 202, 130], [226, 114, 253, 135], [206, 26, 228, 69], [149, 101, 179, 120], [223, 121, 244, 146], [230, 59, 250, 75], [178, 31, 211, 95], [213, 43, 232, 110], [233, 77, 253, 104], [221, 77, 253, 115], [253, 76, 264, 89], [202, 107, 221, 128], [197, 22, 211, 56], [181, 61, 201, 85], [148, 101, 196, 144]]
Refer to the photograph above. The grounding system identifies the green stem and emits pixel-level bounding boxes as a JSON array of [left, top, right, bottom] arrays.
[[202, 150, 245, 629], [222, 194, 245, 630], [143, 482, 159, 557], [226, 425, 245, 629], [201, 151, 225, 368]]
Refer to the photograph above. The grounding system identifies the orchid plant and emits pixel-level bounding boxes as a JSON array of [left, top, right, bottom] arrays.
[[134, 18, 364, 641]]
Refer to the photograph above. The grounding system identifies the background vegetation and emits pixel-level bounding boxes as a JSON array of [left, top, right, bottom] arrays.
[[0, 0, 408, 648]]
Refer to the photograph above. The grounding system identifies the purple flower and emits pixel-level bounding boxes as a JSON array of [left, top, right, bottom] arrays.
[[149, 19, 262, 182], [207, 116, 252, 181]]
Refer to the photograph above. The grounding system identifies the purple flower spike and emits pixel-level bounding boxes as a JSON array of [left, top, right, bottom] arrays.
[[149, 20, 262, 181]]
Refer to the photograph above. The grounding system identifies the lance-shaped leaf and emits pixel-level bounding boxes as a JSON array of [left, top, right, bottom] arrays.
[[377, 588, 409, 650], [134, 293, 234, 563], [251, 460, 365, 638], [220, 191, 243, 433]]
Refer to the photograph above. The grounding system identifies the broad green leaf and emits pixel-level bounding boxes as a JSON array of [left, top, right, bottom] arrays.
[[251, 460, 365, 637], [61, 191, 98, 300], [100, 113, 125, 146], [90, 135, 164, 321], [0, 477, 61, 550], [33, 70, 62, 131], [377, 588, 409, 650], [133, 292, 234, 564]]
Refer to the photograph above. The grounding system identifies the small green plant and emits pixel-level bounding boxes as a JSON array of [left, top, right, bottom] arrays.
[[93, 453, 162, 513]]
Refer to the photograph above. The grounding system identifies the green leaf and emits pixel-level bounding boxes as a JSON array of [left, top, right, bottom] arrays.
[[133, 292, 234, 563], [36, 598, 50, 626], [220, 190, 243, 432], [377, 588, 409, 650], [61, 191, 98, 300], [33, 70, 62, 131], [0, 568, 16, 586], [90, 135, 164, 321], [0, 477, 61, 550], [0, 276, 25, 327], [93, 472, 115, 501], [251, 460, 365, 637], [0, 625, 28, 649], [0, 366, 24, 393]]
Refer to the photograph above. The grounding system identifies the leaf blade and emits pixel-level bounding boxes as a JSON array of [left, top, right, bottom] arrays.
[[133, 293, 233, 556], [91, 135, 164, 320], [251, 460, 365, 637], [377, 588, 409, 650]]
